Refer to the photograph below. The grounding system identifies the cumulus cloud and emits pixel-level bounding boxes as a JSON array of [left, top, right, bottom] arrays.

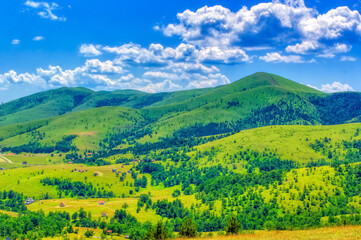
[[79, 44, 102, 57], [317, 43, 352, 58], [140, 80, 183, 93], [286, 41, 319, 54], [25, 1, 66, 21], [259, 52, 305, 63], [162, 1, 361, 59], [0, 56, 230, 93], [186, 73, 230, 89], [100, 43, 250, 64], [0, 59, 125, 87], [0, 70, 38, 84], [308, 82, 355, 93]]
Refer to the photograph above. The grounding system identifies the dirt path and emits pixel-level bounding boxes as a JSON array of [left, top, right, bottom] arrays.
[[0, 154, 13, 164]]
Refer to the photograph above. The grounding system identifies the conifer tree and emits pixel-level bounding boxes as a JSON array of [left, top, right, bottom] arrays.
[[225, 215, 241, 235]]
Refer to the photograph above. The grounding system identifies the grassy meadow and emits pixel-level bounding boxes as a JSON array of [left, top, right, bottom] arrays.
[[194, 123, 361, 167], [179, 225, 361, 240]]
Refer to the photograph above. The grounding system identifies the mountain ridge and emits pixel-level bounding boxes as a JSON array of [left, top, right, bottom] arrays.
[[1, 72, 360, 152]]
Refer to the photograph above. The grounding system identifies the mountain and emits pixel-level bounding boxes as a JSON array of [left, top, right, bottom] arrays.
[[1, 72, 361, 151], [0, 72, 320, 126], [0, 87, 94, 127]]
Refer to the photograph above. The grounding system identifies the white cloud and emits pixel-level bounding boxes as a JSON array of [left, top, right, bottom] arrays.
[[79, 44, 102, 57], [340, 56, 357, 62], [143, 71, 179, 80], [103, 43, 167, 65], [140, 80, 183, 93], [286, 41, 319, 54], [299, 7, 361, 40], [11, 39, 20, 45], [186, 73, 230, 89], [82, 59, 124, 74], [244, 46, 273, 51], [25, 1, 66, 21], [101, 42, 250, 64], [162, 2, 361, 59], [163, 62, 219, 74], [308, 82, 354, 93], [33, 36, 45, 41], [0, 54, 230, 93], [259, 52, 305, 63], [0, 70, 37, 84], [317, 43, 352, 58], [320, 82, 354, 93], [197, 46, 250, 63], [0, 59, 126, 88]]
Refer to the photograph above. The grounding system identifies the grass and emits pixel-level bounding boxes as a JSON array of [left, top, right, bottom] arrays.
[[43, 227, 125, 240], [0, 209, 18, 217], [0, 106, 145, 151], [261, 165, 342, 212], [43, 224, 361, 239], [27, 197, 163, 224], [0, 163, 138, 198], [5, 153, 64, 165], [180, 225, 361, 240], [0, 162, 349, 224], [0, 87, 94, 127], [194, 123, 361, 166]]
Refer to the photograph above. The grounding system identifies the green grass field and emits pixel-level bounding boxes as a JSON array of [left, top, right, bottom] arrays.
[[179, 225, 361, 240], [193, 123, 361, 167], [0, 106, 145, 151]]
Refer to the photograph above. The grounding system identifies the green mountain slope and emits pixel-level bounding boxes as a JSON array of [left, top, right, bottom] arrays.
[[140, 73, 325, 140], [1, 72, 361, 152], [194, 123, 361, 166], [0, 106, 146, 151], [0, 87, 94, 126], [0, 72, 322, 127]]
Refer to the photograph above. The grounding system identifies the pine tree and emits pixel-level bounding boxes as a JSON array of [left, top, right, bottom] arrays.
[[179, 217, 198, 237], [144, 221, 169, 240], [225, 215, 241, 235]]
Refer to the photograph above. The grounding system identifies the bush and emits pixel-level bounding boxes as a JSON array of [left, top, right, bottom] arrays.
[[172, 189, 181, 197], [84, 229, 94, 238]]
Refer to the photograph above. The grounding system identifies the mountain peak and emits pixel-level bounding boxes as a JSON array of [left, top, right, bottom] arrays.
[[227, 72, 322, 94]]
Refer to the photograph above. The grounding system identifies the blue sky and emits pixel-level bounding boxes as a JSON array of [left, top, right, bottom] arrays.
[[1, 0, 361, 102]]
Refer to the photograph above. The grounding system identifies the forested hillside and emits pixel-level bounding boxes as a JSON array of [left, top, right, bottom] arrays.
[[1, 72, 361, 152]]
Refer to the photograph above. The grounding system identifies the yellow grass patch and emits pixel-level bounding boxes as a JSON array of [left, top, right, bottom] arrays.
[[180, 225, 361, 240], [72, 131, 98, 136], [27, 197, 163, 223], [0, 209, 18, 217]]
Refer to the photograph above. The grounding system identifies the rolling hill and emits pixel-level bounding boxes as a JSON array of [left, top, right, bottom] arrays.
[[1, 72, 361, 152]]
